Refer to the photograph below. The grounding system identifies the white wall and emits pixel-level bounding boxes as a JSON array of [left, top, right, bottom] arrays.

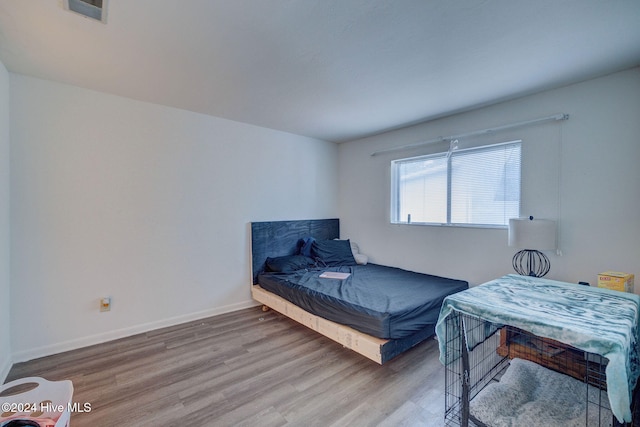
[[0, 60, 11, 381], [10, 75, 339, 361], [339, 67, 640, 288]]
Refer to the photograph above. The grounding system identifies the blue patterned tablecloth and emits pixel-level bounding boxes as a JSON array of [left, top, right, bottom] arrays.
[[435, 274, 640, 423]]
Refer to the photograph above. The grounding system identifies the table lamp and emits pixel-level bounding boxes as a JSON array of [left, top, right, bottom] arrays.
[[508, 216, 557, 277]]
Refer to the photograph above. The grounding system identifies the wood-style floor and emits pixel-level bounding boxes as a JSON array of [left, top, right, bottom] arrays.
[[5, 306, 447, 427]]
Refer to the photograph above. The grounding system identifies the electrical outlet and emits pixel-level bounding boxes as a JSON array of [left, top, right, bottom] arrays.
[[100, 297, 111, 312]]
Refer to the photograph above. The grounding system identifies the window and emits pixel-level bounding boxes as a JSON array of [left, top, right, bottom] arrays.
[[391, 141, 521, 227]]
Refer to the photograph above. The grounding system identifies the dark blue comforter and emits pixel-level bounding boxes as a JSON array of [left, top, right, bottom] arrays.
[[258, 263, 468, 339]]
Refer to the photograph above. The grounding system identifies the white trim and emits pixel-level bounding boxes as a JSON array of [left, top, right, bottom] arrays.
[[12, 300, 260, 363]]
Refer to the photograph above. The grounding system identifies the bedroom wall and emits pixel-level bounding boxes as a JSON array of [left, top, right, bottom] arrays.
[[9, 74, 338, 361], [0, 60, 11, 381], [339, 67, 640, 289]]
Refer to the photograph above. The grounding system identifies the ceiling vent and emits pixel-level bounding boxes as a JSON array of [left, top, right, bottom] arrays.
[[64, 0, 108, 23]]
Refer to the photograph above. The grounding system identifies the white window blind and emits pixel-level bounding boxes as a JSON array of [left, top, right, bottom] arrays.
[[391, 141, 521, 227]]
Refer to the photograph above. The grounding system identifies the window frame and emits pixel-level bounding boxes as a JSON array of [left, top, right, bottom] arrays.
[[390, 140, 522, 229]]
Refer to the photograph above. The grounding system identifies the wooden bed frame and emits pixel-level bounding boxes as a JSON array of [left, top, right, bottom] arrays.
[[251, 284, 389, 363], [250, 218, 437, 364]]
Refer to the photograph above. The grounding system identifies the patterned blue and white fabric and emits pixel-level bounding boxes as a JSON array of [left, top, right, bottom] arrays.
[[435, 274, 640, 423]]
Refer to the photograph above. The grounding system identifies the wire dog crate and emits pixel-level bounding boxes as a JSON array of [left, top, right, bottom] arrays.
[[442, 310, 631, 427]]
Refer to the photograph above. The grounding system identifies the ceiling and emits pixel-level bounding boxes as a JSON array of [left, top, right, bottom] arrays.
[[0, 1, 639, 143]]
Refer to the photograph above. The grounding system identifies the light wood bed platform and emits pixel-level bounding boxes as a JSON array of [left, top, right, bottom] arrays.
[[251, 284, 389, 363]]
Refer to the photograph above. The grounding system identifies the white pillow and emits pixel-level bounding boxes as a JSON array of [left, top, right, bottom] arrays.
[[349, 241, 368, 265], [354, 253, 368, 265]]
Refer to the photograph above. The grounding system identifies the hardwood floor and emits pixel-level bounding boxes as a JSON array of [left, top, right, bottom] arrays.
[[5, 307, 447, 427]]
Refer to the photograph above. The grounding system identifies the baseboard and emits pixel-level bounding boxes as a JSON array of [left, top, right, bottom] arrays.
[[0, 354, 11, 384], [12, 299, 260, 364]]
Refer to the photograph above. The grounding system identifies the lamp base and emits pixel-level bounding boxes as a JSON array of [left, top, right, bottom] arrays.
[[512, 249, 550, 277]]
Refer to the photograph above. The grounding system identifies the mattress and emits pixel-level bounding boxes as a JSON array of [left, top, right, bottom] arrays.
[[257, 263, 468, 339]]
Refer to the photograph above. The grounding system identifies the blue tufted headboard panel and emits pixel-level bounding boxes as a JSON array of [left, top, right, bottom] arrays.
[[250, 218, 339, 284]]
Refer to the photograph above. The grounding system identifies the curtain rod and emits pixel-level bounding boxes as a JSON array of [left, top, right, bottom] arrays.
[[370, 113, 569, 157]]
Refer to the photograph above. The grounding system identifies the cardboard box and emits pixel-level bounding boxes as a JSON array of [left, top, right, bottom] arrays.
[[598, 271, 634, 293]]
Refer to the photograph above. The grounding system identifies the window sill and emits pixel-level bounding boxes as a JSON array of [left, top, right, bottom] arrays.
[[391, 222, 508, 230]]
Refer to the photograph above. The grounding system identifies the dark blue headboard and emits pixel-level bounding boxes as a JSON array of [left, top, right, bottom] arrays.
[[250, 218, 339, 284]]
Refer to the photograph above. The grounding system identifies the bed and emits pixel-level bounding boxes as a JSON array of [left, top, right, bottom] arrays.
[[250, 218, 468, 364]]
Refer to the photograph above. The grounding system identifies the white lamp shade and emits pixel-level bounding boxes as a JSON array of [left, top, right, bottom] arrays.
[[508, 218, 557, 250]]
